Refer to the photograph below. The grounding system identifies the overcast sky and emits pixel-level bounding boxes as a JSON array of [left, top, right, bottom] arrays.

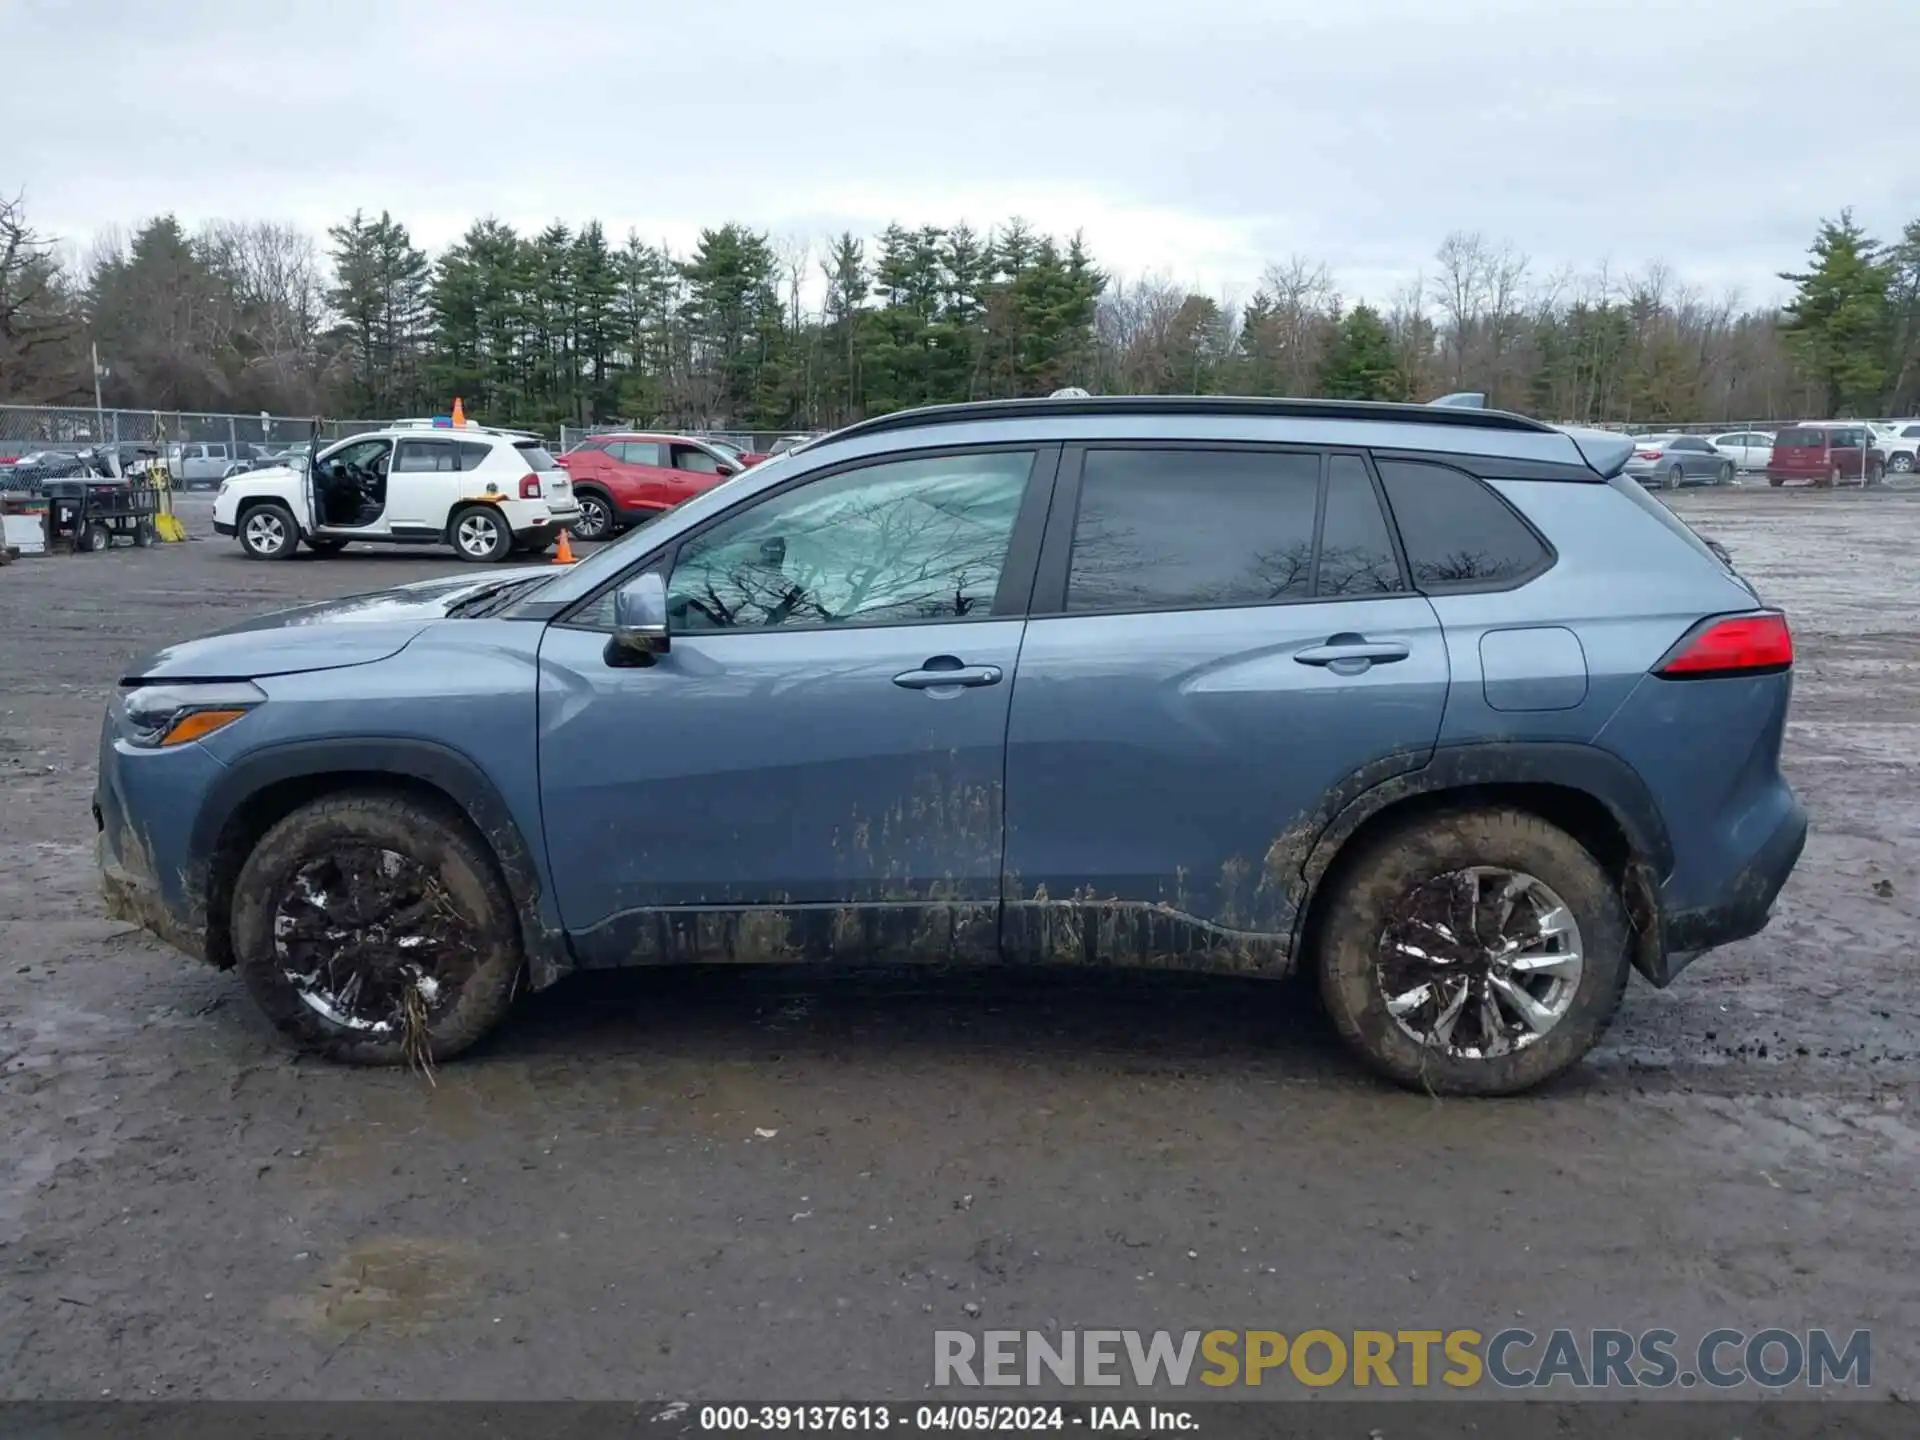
[[7, 0, 1917, 310]]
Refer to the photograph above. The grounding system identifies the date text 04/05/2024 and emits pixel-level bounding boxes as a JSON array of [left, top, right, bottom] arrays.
[[695, 1405, 1195, 1432]]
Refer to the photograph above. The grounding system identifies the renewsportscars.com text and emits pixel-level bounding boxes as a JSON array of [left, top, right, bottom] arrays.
[[933, 1328, 1872, 1391]]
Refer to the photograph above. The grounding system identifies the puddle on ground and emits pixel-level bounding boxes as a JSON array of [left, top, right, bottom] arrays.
[[269, 1236, 482, 1335]]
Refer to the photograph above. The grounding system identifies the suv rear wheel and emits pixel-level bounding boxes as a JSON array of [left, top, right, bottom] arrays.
[[1314, 808, 1631, 1096], [572, 490, 615, 541], [228, 791, 523, 1064], [450, 504, 513, 562]]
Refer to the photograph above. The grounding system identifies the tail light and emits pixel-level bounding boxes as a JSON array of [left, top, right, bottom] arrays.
[[1656, 612, 1793, 679], [519, 474, 542, 499], [1635, 448, 1664, 461]]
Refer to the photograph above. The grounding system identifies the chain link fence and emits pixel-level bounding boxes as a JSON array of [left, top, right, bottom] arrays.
[[0, 404, 396, 460]]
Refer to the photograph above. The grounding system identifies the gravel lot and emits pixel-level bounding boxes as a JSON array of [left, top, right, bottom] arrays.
[[3, 487, 1918, 1400]]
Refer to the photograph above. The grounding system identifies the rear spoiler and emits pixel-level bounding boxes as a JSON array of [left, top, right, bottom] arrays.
[[1554, 425, 1636, 478], [1425, 393, 1635, 477]]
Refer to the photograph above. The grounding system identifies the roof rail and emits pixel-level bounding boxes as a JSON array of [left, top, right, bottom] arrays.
[[824, 394, 1553, 442]]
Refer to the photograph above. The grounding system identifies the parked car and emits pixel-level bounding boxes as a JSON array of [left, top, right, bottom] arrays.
[[210, 423, 581, 561], [703, 438, 774, 468], [1872, 422, 1920, 475], [97, 393, 1805, 1096], [1621, 434, 1738, 489], [554, 432, 744, 540], [166, 441, 242, 490], [3, 448, 87, 492], [1765, 423, 1883, 487], [1708, 430, 1774, 473]]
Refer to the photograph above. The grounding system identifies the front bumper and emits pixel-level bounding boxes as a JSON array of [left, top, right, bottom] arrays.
[[1655, 797, 1808, 983], [94, 714, 225, 963]]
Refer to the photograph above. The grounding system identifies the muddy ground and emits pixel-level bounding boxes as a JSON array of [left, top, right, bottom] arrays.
[[2, 487, 1917, 1401]]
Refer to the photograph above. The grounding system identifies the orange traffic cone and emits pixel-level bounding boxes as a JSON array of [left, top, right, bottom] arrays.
[[552, 527, 575, 564], [450, 396, 466, 427]]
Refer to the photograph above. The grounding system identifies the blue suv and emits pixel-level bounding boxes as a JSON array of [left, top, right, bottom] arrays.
[[95, 396, 1807, 1094]]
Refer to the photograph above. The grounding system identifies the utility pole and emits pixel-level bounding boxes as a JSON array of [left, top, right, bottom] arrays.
[[91, 342, 106, 441]]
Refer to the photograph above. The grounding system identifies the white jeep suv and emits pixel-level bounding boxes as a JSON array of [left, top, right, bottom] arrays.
[[212, 424, 581, 562]]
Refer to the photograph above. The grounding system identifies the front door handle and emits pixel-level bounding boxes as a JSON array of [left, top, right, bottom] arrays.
[[1295, 635, 1412, 668], [893, 658, 1003, 690]]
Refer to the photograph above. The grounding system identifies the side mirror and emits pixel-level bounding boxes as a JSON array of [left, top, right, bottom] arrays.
[[715, 463, 739, 478], [612, 571, 671, 656]]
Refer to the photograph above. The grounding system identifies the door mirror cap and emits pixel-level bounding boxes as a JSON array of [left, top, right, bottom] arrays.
[[715, 463, 739, 478], [612, 571, 671, 655]]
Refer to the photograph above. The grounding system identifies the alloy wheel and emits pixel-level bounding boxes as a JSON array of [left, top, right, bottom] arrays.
[[575, 495, 611, 540], [456, 511, 502, 559], [243, 509, 288, 555], [273, 847, 480, 1036], [1375, 867, 1585, 1059]]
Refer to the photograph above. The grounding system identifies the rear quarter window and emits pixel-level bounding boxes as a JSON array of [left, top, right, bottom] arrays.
[[1373, 459, 1552, 592]]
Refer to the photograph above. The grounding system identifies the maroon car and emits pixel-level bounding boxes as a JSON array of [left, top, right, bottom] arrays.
[[1766, 423, 1882, 488]]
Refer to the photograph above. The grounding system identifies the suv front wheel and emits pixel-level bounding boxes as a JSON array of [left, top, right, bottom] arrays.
[[238, 502, 299, 560], [228, 791, 524, 1064], [1315, 808, 1631, 1096]]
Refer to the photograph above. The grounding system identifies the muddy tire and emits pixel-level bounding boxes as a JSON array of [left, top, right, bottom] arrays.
[[1315, 807, 1632, 1097], [229, 791, 523, 1065]]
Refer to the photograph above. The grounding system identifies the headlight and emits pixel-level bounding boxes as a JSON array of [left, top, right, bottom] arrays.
[[121, 681, 265, 748], [216, 481, 229, 497]]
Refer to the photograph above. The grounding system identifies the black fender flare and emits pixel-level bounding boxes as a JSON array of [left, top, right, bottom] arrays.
[[1281, 741, 1673, 979], [191, 736, 572, 987]]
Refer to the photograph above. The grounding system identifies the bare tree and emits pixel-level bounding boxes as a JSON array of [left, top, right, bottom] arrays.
[[0, 193, 87, 402]]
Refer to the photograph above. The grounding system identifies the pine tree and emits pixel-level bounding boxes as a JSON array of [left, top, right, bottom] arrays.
[[326, 210, 429, 416], [1319, 304, 1404, 401], [1779, 211, 1892, 417]]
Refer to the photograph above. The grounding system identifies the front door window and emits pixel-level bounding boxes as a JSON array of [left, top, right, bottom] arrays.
[[667, 452, 1035, 632]]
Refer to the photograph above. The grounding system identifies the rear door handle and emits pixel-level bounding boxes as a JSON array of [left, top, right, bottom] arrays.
[[893, 661, 1003, 690], [1295, 636, 1412, 667]]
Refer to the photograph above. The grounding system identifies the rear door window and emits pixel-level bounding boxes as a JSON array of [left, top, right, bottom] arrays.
[[456, 440, 493, 470], [1317, 455, 1405, 596], [1373, 459, 1552, 592], [393, 440, 459, 472], [1065, 449, 1322, 612], [616, 441, 664, 466]]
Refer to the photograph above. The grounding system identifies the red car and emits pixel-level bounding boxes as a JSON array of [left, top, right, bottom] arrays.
[[555, 433, 744, 540]]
